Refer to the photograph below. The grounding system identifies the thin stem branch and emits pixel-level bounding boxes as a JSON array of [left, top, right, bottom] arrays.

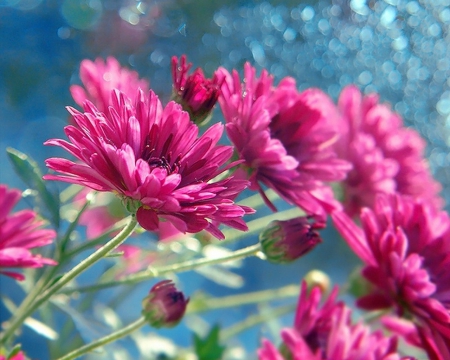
[[187, 284, 300, 314], [0, 216, 137, 345], [221, 303, 296, 341], [60, 243, 262, 295], [220, 207, 304, 245], [56, 316, 147, 360]]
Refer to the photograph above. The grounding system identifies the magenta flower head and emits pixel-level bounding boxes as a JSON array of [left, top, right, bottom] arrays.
[[259, 216, 324, 264], [44, 90, 254, 239], [258, 282, 412, 360], [334, 85, 443, 216], [332, 193, 450, 359], [217, 63, 351, 218], [142, 280, 189, 328], [70, 57, 149, 114], [171, 55, 224, 125], [0, 185, 57, 280]]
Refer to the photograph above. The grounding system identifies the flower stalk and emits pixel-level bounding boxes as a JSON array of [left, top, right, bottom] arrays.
[[56, 316, 147, 360], [60, 243, 262, 295]]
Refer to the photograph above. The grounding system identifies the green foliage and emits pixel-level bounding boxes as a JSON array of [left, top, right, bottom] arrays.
[[6, 147, 60, 228], [7, 343, 22, 359], [193, 324, 226, 360]]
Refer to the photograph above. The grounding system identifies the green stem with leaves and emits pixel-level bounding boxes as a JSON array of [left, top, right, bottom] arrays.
[[0, 215, 137, 345]]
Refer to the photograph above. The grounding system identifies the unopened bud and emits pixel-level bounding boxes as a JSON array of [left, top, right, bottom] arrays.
[[171, 55, 223, 125], [259, 217, 324, 264], [303, 269, 331, 293], [142, 280, 189, 328]]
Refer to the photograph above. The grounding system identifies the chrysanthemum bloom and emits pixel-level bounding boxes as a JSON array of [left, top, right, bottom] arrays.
[[171, 55, 224, 125], [258, 282, 412, 360], [142, 280, 189, 328], [70, 57, 149, 114], [217, 63, 351, 218], [259, 216, 324, 264], [0, 185, 56, 280], [333, 85, 442, 216], [44, 90, 253, 239], [332, 193, 450, 359]]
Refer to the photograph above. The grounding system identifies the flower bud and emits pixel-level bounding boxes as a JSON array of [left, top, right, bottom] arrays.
[[259, 216, 324, 264], [142, 280, 189, 328], [303, 269, 331, 293], [171, 55, 224, 125]]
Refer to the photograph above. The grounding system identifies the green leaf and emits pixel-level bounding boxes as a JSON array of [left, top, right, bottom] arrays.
[[6, 147, 60, 228], [193, 324, 225, 360], [7, 344, 22, 359]]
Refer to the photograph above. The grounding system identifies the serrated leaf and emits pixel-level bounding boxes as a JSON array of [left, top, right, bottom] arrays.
[[194, 324, 225, 360], [6, 147, 60, 228]]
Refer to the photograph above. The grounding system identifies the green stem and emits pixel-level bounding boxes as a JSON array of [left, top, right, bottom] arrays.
[[60, 243, 262, 295], [56, 316, 147, 360], [187, 284, 300, 314], [221, 303, 295, 341], [221, 207, 304, 245], [0, 215, 137, 345], [63, 217, 130, 259], [237, 189, 280, 210], [59, 184, 84, 204]]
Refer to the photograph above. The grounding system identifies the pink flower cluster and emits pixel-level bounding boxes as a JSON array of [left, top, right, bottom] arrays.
[[42, 55, 448, 357], [333, 194, 450, 359], [333, 85, 443, 216], [0, 185, 56, 280], [258, 282, 413, 360]]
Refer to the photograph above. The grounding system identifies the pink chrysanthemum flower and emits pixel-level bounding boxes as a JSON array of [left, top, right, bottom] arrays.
[[258, 282, 412, 360], [217, 63, 351, 218], [44, 90, 253, 239], [0, 185, 57, 280], [171, 55, 224, 125], [334, 85, 443, 216], [70, 57, 149, 114], [332, 193, 450, 359]]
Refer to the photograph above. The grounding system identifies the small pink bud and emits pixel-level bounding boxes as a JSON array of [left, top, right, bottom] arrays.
[[171, 55, 224, 125], [142, 280, 189, 328], [260, 216, 324, 264]]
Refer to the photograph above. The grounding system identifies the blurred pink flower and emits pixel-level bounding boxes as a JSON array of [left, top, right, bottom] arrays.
[[0, 349, 26, 360], [70, 57, 149, 114], [45, 90, 253, 239], [218, 64, 351, 218], [334, 85, 443, 216], [0, 185, 56, 280], [171, 55, 224, 124], [258, 282, 411, 360], [73, 189, 128, 239], [332, 193, 450, 359]]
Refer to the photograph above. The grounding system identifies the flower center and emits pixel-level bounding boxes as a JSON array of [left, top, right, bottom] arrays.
[[141, 132, 181, 175], [147, 155, 180, 174]]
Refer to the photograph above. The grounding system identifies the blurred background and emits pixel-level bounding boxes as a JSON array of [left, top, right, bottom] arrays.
[[1, 0, 450, 358]]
